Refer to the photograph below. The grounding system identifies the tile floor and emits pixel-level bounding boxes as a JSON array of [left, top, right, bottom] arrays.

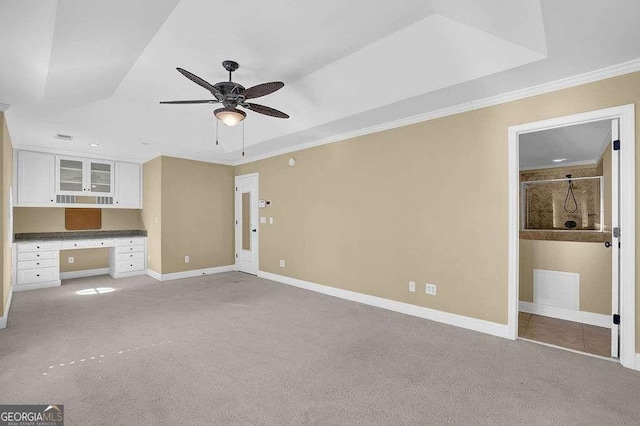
[[518, 312, 611, 357]]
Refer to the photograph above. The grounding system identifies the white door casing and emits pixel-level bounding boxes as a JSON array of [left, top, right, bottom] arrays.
[[508, 104, 635, 369], [611, 119, 620, 358], [235, 173, 259, 275]]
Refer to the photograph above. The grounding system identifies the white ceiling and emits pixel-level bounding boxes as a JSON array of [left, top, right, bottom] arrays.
[[1, 0, 639, 165], [519, 120, 612, 170]]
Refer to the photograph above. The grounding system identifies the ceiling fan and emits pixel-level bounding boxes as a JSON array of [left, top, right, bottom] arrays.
[[160, 60, 289, 127]]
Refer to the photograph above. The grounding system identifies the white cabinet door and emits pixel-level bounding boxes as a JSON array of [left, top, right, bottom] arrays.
[[56, 155, 85, 195], [17, 151, 55, 206], [114, 162, 141, 208], [88, 159, 114, 196]]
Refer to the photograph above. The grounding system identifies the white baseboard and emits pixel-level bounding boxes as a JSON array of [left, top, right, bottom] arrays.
[[147, 265, 235, 282], [146, 269, 161, 281], [60, 268, 109, 280], [13, 280, 61, 292], [258, 271, 509, 339], [0, 285, 13, 330], [109, 270, 148, 279], [519, 301, 611, 328], [636, 353, 640, 371]]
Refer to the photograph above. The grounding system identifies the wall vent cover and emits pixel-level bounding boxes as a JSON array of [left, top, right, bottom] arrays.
[[55, 133, 73, 141]]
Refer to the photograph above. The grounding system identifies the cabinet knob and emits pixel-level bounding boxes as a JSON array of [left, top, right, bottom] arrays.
[[36, 254, 40, 257], [36, 246, 40, 249], [36, 262, 40, 265], [36, 274, 40, 277]]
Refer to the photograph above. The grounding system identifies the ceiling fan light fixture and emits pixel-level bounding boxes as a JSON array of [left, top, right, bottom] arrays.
[[214, 107, 246, 126]]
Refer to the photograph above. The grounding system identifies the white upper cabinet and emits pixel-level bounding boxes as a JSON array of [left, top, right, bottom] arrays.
[[15, 150, 142, 208], [17, 151, 55, 206], [114, 161, 142, 208], [56, 156, 114, 196]]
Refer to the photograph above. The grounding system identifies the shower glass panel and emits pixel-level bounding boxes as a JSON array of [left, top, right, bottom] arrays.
[[521, 176, 603, 231]]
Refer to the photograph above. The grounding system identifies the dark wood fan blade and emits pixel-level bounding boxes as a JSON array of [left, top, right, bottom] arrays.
[[159, 100, 219, 104], [176, 68, 224, 99], [242, 82, 284, 99], [244, 103, 289, 118]]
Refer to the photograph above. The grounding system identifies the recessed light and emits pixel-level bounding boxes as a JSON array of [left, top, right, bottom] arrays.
[[90, 143, 99, 147], [552, 158, 567, 163], [141, 142, 149, 146]]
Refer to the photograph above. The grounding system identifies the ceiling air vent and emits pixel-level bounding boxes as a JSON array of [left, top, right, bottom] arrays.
[[55, 133, 73, 141]]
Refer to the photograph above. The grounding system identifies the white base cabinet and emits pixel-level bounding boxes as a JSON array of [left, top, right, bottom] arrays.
[[109, 238, 147, 278], [14, 242, 61, 291], [13, 237, 147, 291]]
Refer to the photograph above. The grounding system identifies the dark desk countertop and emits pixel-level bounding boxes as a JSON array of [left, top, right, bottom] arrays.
[[14, 230, 147, 242]]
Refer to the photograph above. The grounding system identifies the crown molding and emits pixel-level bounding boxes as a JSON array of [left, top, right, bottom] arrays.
[[233, 57, 640, 166], [14, 144, 148, 164]]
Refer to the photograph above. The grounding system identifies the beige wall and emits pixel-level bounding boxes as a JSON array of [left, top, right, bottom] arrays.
[[0, 112, 13, 317], [60, 248, 109, 272], [12, 208, 144, 272], [13, 208, 143, 233], [519, 240, 611, 315], [142, 157, 162, 273], [160, 156, 234, 274], [236, 71, 640, 350]]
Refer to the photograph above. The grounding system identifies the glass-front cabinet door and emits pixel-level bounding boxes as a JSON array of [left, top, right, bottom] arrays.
[[57, 156, 85, 195], [55, 156, 114, 196], [88, 160, 113, 195]]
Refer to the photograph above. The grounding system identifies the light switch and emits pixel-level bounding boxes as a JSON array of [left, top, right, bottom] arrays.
[[269, 217, 274, 225], [68, 256, 74, 264]]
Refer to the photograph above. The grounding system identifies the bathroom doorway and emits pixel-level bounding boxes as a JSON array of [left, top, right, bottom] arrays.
[[507, 106, 636, 369]]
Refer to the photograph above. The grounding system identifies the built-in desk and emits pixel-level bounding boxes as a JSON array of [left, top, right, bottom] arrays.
[[13, 231, 147, 292]]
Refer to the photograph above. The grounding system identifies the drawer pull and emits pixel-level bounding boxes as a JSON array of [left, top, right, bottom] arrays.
[[36, 246, 40, 249], [36, 262, 40, 265], [36, 274, 40, 277], [36, 254, 40, 257]]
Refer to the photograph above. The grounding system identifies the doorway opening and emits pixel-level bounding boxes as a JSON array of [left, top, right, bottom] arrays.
[[235, 173, 259, 275], [508, 105, 636, 369]]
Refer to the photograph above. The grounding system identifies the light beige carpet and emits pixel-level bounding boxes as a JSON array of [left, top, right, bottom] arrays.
[[1, 272, 639, 425]]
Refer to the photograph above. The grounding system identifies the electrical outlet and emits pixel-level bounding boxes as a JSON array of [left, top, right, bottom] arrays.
[[68, 256, 74, 264], [260, 217, 267, 224], [426, 283, 437, 295], [184, 255, 190, 263], [279, 259, 285, 268], [409, 281, 416, 292]]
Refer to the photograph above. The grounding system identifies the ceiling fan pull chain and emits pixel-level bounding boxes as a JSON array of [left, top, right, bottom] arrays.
[[215, 118, 219, 145], [242, 120, 245, 157]]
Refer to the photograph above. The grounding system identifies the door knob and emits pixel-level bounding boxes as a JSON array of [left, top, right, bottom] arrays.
[[605, 241, 612, 248]]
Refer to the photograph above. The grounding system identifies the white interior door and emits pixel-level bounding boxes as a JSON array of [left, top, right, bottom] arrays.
[[235, 174, 259, 274], [611, 119, 620, 358]]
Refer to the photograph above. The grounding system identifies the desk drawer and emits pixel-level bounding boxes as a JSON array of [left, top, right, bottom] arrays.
[[89, 239, 115, 248], [18, 258, 58, 269], [17, 242, 59, 252], [117, 238, 145, 247], [116, 251, 145, 261], [116, 245, 145, 254], [60, 240, 93, 250], [118, 259, 145, 272], [17, 250, 58, 261], [17, 267, 58, 284]]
